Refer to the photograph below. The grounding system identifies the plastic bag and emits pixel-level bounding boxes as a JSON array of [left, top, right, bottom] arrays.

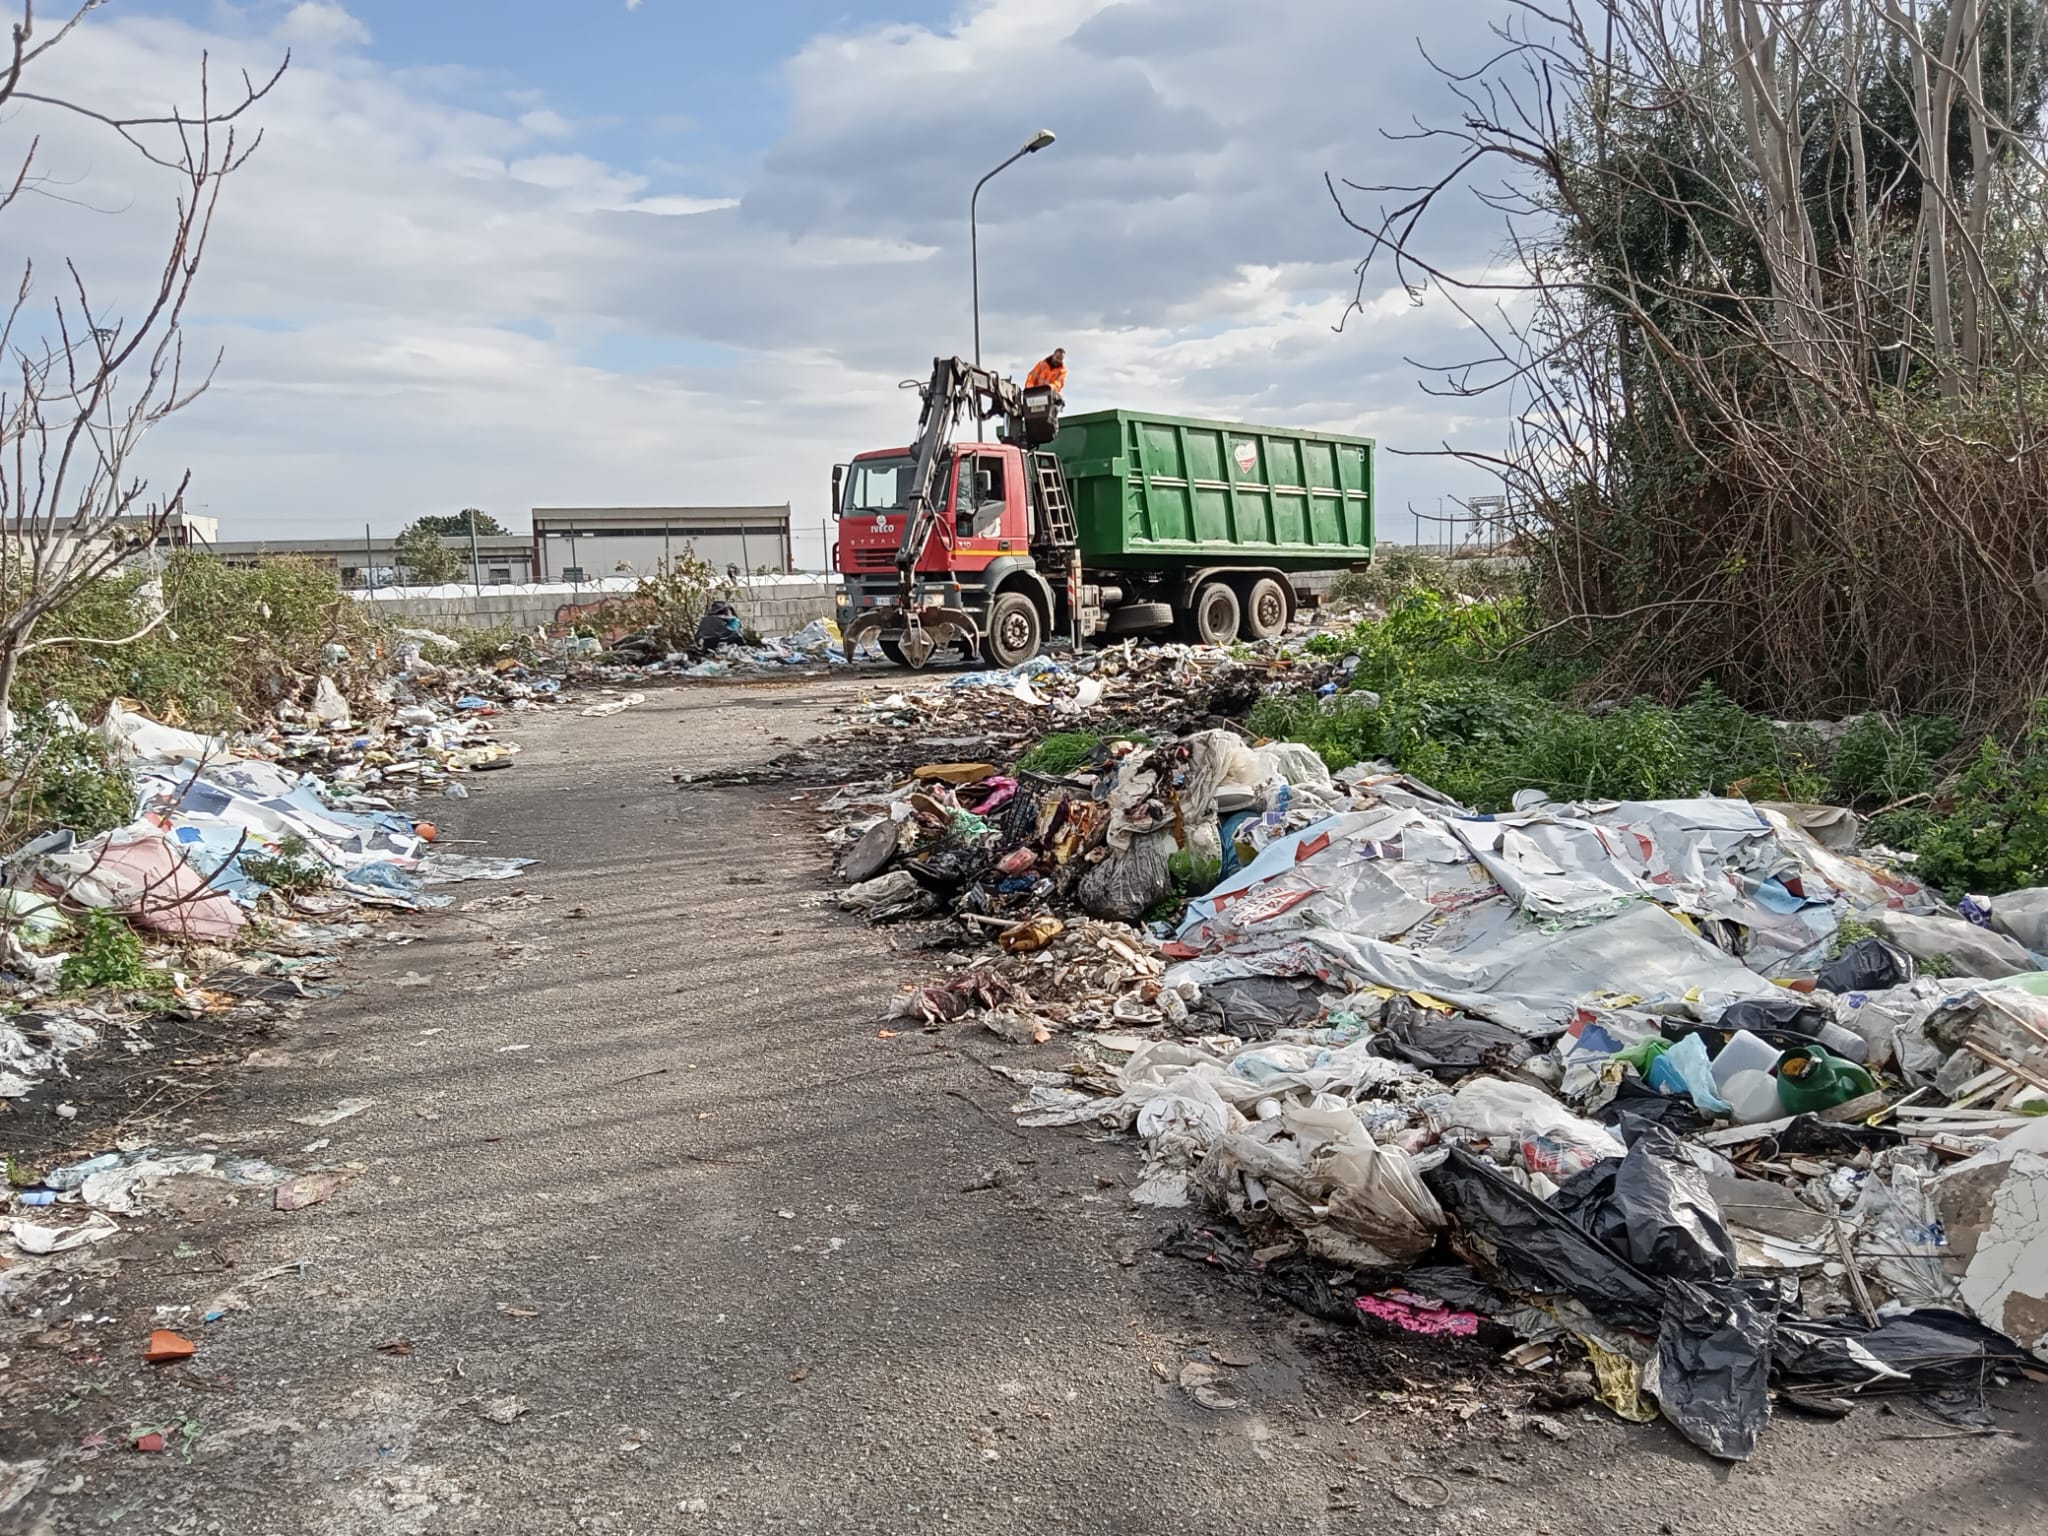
[[1421, 1148, 1665, 1334], [1877, 911, 2032, 979], [1078, 828, 1174, 921], [1814, 937, 1914, 995], [1979, 885, 2048, 954], [1550, 1125, 1737, 1283], [1647, 1033, 1732, 1116], [1650, 1278, 1778, 1461]]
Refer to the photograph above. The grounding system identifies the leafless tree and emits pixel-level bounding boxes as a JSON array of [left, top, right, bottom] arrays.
[[0, 1, 284, 731], [1333, 0, 2048, 722]]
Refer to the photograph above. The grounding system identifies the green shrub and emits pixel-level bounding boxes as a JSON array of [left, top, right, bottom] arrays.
[[1016, 733, 1104, 776], [2, 704, 135, 839], [60, 910, 152, 992], [19, 555, 392, 728], [1883, 715, 2048, 896], [1829, 715, 1962, 806]]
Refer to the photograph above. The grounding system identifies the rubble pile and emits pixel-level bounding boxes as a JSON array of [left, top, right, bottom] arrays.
[[819, 693, 2048, 1461]]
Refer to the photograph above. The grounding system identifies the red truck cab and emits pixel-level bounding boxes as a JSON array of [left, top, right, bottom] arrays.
[[835, 442, 1035, 579]]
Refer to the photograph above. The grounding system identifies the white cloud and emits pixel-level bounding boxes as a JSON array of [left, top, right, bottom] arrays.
[[0, 1, 1519, 556], [274, 1, 371, 49]]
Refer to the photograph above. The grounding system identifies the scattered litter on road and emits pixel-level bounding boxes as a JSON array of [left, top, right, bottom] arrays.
[[288, 1098, 374, 1127], [478, 1395, 529, 1425], [142, 1330, 197, 1364]]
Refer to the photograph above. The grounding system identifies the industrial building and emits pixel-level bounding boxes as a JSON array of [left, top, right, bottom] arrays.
[[210, 534, 538, 588], [528, 506, 793, 582]]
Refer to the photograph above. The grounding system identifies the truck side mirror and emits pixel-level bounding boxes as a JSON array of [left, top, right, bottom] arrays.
[[830, 463, 846, 519], [977, 470, 995, 502]]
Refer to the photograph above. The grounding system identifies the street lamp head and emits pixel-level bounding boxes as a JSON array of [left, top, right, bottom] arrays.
[[1024, 128, 1056, 152]]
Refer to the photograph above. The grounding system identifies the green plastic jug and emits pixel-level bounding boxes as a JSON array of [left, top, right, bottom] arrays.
[[1775, 1044, 1878, 1115]]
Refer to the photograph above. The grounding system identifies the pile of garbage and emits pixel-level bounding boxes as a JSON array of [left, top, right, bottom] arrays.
[[576, 614, 856, 682], [2, 661, 542, 1106], [820, 716, 2048, 1460]]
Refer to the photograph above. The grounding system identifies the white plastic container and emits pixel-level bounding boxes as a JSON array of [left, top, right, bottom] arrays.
[[1711, 1029, 1783, 1089], [1721, 1069, 1783, 1125]]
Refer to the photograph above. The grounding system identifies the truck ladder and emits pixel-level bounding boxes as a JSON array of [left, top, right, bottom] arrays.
[[1031, 450, 1077, 549]]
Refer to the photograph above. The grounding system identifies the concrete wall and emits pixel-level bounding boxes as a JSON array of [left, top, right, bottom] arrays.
[[353, 575, 838, 639]]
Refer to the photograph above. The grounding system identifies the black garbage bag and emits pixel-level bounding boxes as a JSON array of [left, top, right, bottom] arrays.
[[1370, 995, 1539, 1079], [1776, 1307, 2034, 1394], [1680, 995, 1832, 1053], [1422, 1148, 1665, 1335], [904, 842, 991, 893], [1550, 1125, 1737, 1285], [1188, 976, 1338, 1040], [1767, 1114, 1905, 1156], [1655, 1277, 1780, 1461], [1814, 936, 1915, 995], [1597, 1075, 1709, 1141], [1398, 1262, 1515, 1317]]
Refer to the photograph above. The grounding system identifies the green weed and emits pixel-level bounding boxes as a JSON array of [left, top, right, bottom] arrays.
[[242, 833, 331, 896], [60, 910, 153, 993]]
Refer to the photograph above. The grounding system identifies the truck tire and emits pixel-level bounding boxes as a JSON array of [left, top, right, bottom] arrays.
[[1104, 601, 1175, 637], [983, 590, 1044, 668], [879, 638, 908, 668], [1183, 581, 1241, 647], [1239, 576, 1290, 641]]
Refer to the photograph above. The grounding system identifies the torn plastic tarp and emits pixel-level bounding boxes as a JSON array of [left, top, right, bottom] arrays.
[[36, 827, 245, 941], [1172, 786, 1936, 1033], [1170, 902, 1789, 1037], [418, 853, 538, 884]]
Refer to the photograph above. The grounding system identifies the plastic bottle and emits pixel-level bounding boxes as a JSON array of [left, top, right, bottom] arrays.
[[1710, 1029, 1783, 1089], [1809, 1017, 1871, 1065], [1776, 1046, 1879, 1115], [1721, 1069, 1783, 1124]]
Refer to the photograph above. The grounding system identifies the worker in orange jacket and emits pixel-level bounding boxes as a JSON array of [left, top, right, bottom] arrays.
[[1025, 347, 1067, 399]]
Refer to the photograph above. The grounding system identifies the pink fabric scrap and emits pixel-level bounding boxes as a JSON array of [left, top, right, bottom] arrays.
[[1356, 1292, 1481, 1337]]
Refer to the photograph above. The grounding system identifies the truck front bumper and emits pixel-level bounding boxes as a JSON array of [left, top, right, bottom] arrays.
[[840, 601, 983, 664]]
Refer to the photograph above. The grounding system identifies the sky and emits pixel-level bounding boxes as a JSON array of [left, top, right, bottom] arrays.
[[7, 0, 1521, 565]]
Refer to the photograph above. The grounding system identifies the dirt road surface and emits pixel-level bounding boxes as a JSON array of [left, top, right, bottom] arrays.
[[8, 677, 2043, 1535]]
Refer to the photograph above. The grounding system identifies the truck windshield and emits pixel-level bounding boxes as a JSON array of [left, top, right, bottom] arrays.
[[842, 456, 917, 515]]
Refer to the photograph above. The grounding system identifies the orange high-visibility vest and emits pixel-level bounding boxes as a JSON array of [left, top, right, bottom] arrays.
[[1026, 356, 1066, 393]]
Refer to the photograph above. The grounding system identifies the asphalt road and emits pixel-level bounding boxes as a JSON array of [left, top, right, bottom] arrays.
[[10, 676, 2045, 1535]]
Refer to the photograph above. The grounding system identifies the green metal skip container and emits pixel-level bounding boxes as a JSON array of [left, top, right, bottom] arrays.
[[1050, 408, 1374, 571]]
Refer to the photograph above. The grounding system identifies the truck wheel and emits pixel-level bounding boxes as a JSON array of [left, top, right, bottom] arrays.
[[1184, 581, 1241, 647], [1104, 600, 1175, 637], [878, 639, 909, 668], [983, 591, 1044, 668], [1239, 576, 1290, 641]]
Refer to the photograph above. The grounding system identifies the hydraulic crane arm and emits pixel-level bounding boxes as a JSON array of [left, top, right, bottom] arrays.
[[890, 356, 1028, 605]]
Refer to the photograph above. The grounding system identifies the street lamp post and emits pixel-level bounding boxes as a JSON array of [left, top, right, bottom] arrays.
[[970, 129, 1057, 377]]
